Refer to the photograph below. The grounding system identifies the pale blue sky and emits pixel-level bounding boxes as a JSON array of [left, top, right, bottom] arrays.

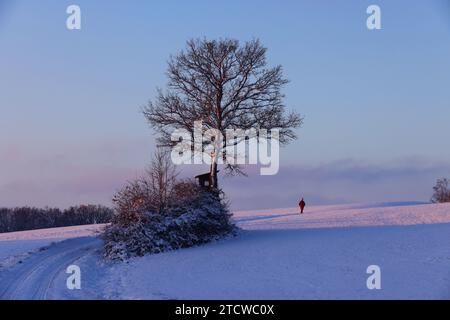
[[1, 0, 449, 209]]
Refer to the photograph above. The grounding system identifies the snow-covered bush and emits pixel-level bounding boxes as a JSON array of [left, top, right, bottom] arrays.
[[103, 181, 237, 260], [431, 178, 450, 203]]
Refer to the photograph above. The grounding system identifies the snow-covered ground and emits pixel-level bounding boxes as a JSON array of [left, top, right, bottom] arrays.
[[0, 224, 104, 269], [235, 201, 450, 230], [0, 224, 105, 242], [1, 202, 449, 299]]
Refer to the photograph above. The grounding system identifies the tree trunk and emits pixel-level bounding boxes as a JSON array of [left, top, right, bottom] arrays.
[[213, 163, 218, 189], [210, 162, 219, 189]]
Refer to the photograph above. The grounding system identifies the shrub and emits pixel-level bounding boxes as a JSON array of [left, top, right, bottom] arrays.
[[103, 181, 237, 260], [431, 178, 450, 204]]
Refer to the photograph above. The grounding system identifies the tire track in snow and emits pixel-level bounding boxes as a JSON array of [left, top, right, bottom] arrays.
[[0, 237, 101, 300]]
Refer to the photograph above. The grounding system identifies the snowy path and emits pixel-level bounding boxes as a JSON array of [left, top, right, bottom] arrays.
[[0, 237, 101, 300]]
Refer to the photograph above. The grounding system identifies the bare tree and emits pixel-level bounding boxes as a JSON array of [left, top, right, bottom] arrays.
[[143, 38, 303, 188], [147, 147, 178, 213], [113, 148, 178, 219], [431, 178, 450, 203]]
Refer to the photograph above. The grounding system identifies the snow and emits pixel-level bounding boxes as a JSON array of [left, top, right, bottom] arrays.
[[1, 202, 449, 299], [0, 237, 103, 299], [0, 224, 105, 241], [235, 202, 450, 230], [102, 224, 450, 299], [0, 240, 56, 269], [0, 224, 104, 269]]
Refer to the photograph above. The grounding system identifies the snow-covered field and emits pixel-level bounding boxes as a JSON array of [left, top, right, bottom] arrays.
[[0, 224, 105, 242], [1, 202, 449, 299]]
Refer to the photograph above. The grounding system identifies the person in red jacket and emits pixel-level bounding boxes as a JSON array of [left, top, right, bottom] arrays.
[[299, 197, 306, 214]]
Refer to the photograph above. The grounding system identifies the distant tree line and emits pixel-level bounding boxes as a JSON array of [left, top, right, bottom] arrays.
[[0, 205, 114, 233]]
